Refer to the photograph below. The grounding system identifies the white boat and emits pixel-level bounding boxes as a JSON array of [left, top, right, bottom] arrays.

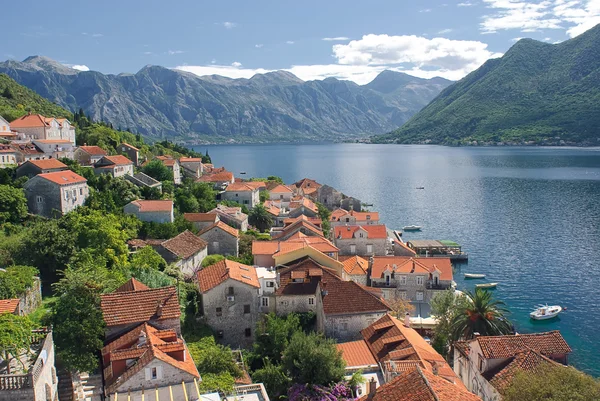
[[403, 225, 422, 231], [530, 305, 562, 320], [475, 282, 498, 289], [464, 273, 486, 279]]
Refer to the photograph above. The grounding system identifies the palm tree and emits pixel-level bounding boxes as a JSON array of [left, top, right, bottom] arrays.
[[450, 288, 512, 341], [249, 204, 273, 232]]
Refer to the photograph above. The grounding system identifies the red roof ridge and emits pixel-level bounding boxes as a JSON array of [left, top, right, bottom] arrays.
[[115, 278, 150, 293], [198, 220, 240, 238]]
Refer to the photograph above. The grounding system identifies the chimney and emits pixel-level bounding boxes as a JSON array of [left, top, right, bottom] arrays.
[[404, 312, 411, 328], [367, 377, 376, 397], [432, 361, 439, 376], [138, 331, 147, 346], [321, 282, 328, 297], [474, 332, 481, 337], [156, 301, 164, 317]]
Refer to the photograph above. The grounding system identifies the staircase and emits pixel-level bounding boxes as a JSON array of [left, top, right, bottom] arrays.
[[73, 372, 103, 401]]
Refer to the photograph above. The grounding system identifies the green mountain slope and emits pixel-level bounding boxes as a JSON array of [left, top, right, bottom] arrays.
[[373, 24, 600, 145], [0, 73, 72, 121]]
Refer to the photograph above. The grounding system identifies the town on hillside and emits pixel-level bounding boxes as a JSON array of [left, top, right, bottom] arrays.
[[0, 113, 596, 401]]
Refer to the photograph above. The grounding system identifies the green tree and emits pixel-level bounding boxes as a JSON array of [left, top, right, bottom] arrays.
[[503, 364, 600, 401], [0, 313, 34, 374], [0, 265, 38, 299], [282, 331, 345, 386], [249, 204, 273, 232], [430, 289, 469, 357], [0, 184, 27, 224], [252, 359, 291, 399], [130, 246, 167, 270], [317, 202, 331, 237], [197, 345, 242, 377], [142, 159, 173, 182], [254, 313, 302, 366], [450, 288, 512, 341], [259, 190, 270, 203], [202, 254, 225, 267]]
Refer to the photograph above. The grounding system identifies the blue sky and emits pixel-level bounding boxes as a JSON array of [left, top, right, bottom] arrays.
[[4, 0, 600, 83]]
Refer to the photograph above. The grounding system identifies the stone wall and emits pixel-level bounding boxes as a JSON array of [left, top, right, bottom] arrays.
[[335, 237, 387, 256], [124, 205, 174, 223], [222, 190, 259, 208], [112, 359, 196, 395], [321, 312, 386, 342], [199, 228, 239, 257], [176, 248, 207, 278], [275, 294, 317, 315], [19, 278, 42, 315]]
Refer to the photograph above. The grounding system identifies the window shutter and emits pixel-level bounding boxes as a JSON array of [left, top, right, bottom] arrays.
[[156, 365, 163, 379], [145, 368, 151, 381]]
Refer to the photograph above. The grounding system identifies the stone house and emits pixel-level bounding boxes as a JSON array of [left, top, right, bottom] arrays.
[[15, 158, 68, 178], [341, 197, 362, 212], [336, 340, 384, 397], [370, 257, 453, 313], [208, 204, 248, 231], [102, 323, 200, 401], [330, 209, 380, 227], [288, 196, 319, 219], [393, 239, 418, 257], [273, 245, 344, 277], [274, 219, 324, 241], [32, 139, 75, 159], [125, 172, 163, 192], [222, 182, 260, 208], [0, 115, 14, 140], [154, 156, 182, 184], [274, 258, 342, 316], [124, 200, 174, 223], [74, 145, 108, 166], [183, 212, 219, 231], [179, 157, 203, 179], [198, 221, 240, 257], [119, 142, 140, 166], [256, 267, 278, 313], [197, 169, 234, 188], [293, 178, 322, 199], [252, 233, 338, 268], [10, 114, 72, 143], [316, 184, 343, 210], [100, 279, 181, 341], [269, 184, 294, 208], [94, 155, 134, 177], [23, 170, 89, 218], [334, 225, 389, 256], [316, 280, 390, 342], [263, 200, 285, 227], [0, 329, 59, 401], [454, 331, 572, 401], [156, 230, 207, 277], [196, 260, 260, 348], [0, 144, 18, 168], [10, 142, 47, 163], [340, 255, 369, 285]]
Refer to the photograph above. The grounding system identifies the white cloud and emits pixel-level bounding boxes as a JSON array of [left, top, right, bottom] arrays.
[[438, 28, 454, 34], [286, 40, 295, 44], [92, 33, 103, 37], [71, 65, 89, 71], [231, 61, 242, 67], [322, 37, 350, 41], [419, 8, 432, 12], [143, 51, 153, 55], [255, 44, 264, 48], [458, 1, 475, 6], [222, 21, 237, 29], [168, 50, 185, 55], [176, 64, 273, 80], [511, 36, 524, 41], [480, 0, 600, 37]]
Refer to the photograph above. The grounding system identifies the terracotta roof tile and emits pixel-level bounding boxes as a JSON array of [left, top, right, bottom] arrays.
[[225, 182, 258, 192], [196, 259, 259, 293], [197, 171, 234, 183], [371, 257, 453, 281], [115, 278, 150, 293], [334, 225, 388, 240], [198, 221, 240, 238], [21, 159, 68, 170], [331, 209, 380, 222], [100, 286, 180, 327], [476, 331, 572, 359], [340, 255, 368, 275], [155, 156, 178, 167], [270, 184, 293, 193], [337, 340, 377, 367], [161, 230, 207, 259], [179, 157, 202, 163], [394, 240, 417, 256], [283, 215, 322, 227], [121, 142, 139, 151], [487, 349, 560, 393], [183, 213, 219, 223], [276, 219, 323, 239], [10, 114, 47, 128], [0, 299, 20, 314], [128, 200, 173, 212], [33, 139, 72, 144], [293, 178, 322, 190], [275, 258, 341, 296], [78, 146, 107, 156], [103, 155, 133, 166], [321, 281, 390, 315], [37, 170, 87, 185]]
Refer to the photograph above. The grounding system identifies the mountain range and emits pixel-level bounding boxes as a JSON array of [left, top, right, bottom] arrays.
[[0, 57, 450, 143], [373, 24, 600, 146]]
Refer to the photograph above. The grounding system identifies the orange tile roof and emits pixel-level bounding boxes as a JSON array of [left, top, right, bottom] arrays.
[[103, 323, 199, 393], [244, 181, 266, 190], [289, 196, 318, 212], [360, 366, 482, 401], [115, 278, 150, 293], [37, 170, 87, 185], [488, 349, 559, 393], [320, 281, 389, 315], [196, 259, 259, 293], [128, 200, 173, 212], [198, 221, 240, 238], [161, 230, 207, 259], [270, 184, 293, 193], [371, 256, 453, 281], [179, 157, 202, 163], [34, 139, 72, 144], [331, 209, 380, 222], [337, 340, 377, 367], [103, 155, 133, 166], [22, 159, 67, 170], [334, 225, 388, 240], [294, 178, 322, 190], [225, 182, 258, 192], [183, 213, 219, 223], [0, 299, 20, 314], [121, 142, 139, 151], [283, 215, 322, 227], [78, 145, 107, 156], [155, 155, 178, 167], [340, 255, 368, 275], [275, 258, 341, 296], [476, 331, 572, 359], [197, 171, 234, 183], [263, 200, 281, 216], [394, 240, 417, 256], [100, 286, 180, 327], [277, 219, 323, 239], [10, 114, 48, 128]]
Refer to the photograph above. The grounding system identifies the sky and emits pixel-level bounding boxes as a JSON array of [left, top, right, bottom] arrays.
[[3, 0, 600, 84]]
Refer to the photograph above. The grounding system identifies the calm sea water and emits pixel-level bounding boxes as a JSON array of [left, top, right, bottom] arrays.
[[194, 143, 600, 376]]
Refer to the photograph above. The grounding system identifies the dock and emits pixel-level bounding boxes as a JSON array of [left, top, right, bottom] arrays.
[[405, 239, 468, 261]]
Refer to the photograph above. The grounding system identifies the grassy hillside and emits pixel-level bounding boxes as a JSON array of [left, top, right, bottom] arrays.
[[373, 24, 600, 146]]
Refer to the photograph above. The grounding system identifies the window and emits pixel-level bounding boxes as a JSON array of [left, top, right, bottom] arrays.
[[228, 287, 234, 295], [245, 328, 252, 337], [79, 188, 83, 195], [217, 330, 224, 339], [385, 274, 390, 286], [235, 193, 238, 197], [244, 304, 251, 314], [416, 276, 424, 286], [350, 245, 356, 254], [366, 215, 371, 220], [262, 297, 269, 307], [399, 275, 407, 285], [366, 244, 373, 254], [308, 297, 315, 305], [151, 367, 157, 379], [280, 194, 283, 199], [243, 200, 249, 204], [359, 232, 364, 238], [398, 291, 407, 300], [345, 217, 350, 222], [416, 291, 424, 301], [216, 307, 222, 316], [478, 355, 484, 372], [36, 196, 43, 203], [266, 281, 274, 288]]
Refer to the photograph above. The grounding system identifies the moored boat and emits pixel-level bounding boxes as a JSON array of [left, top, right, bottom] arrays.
[[464, 273, 486, 279], [403, 225, 422, 231], [530, 305, 562, 320], [475, 282, 498, 289]]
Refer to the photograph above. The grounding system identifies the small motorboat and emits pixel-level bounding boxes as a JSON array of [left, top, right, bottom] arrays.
[[530, 305, 562, 320], [464, 273, 486, 279], [363, 203, 374, 207], [403, 225, 422, 231], [240, 172, 247, 174], [475, 282, 498, 289], [416, 186, 425, 190]]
